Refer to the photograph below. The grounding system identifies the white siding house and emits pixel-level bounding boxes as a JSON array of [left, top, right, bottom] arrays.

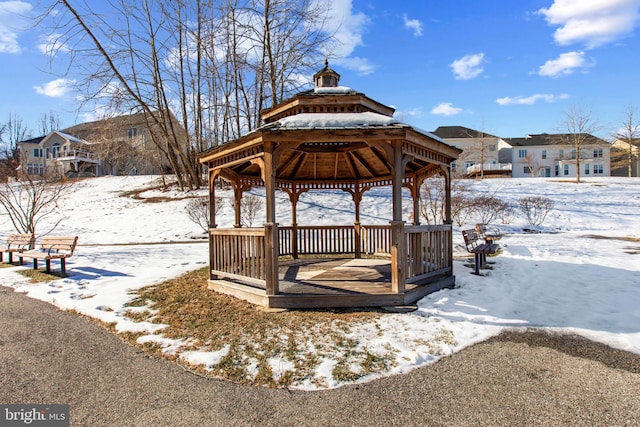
[[508, 133, 610, 178], [432, 126, 512, 178]]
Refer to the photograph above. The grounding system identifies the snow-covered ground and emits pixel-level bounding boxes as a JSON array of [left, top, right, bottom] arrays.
[[1, 175, 639, 389]]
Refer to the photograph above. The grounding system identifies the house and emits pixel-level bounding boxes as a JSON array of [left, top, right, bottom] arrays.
[[431, 126, 512, 178], [508, 133, 611, 178], [17, 111, 185, 177], [17, 131, 100, 177], [610, 138, 640, 177]]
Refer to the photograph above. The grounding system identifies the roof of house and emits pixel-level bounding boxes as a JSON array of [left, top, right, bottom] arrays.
[[431, 126, 500, 139], [61, 111, 153, 140], [18, 136, 46, 145], [507, 133, 609, 147]]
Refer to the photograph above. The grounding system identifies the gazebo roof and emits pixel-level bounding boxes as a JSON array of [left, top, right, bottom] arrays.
[[199, 64, 461, 189]]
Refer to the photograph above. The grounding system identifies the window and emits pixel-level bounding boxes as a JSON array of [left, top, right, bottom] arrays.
[[541, 150, 547, 160], [555, 165, 559, 176], [33, 148, 42, 158], [594, 164, 604, 175], [523, 166, 531, 174], [593, 148, 603, 158], [518, 149, 528, 158], [571, 149, 576, 159], [27, 163, 44, 175], [585, 164, 590, 175], [489, 144, 497, 151], [559, 149, 564, 159], [128, 127, 138, 138], [564, 164, 569, 176], [451, 162, 457, 171]]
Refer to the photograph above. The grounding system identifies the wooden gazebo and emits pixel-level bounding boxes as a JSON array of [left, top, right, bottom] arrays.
[[198, 62, 461, 309]]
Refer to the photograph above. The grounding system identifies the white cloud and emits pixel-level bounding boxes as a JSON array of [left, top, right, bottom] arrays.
[[538, 51, 594, 77], [450, 53, 485, 80], [430, 102, 462, 116], [320, 0, 375, 74], [538, 0, 640, 48], [33, 78, 75, 98], [0, 1, 32, 53], [496, 93, 569, 106], [403, 14, 423, 37], [37, 33, 70, 55]]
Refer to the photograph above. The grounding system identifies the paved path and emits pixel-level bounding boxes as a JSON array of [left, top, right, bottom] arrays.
[[2, 285, 640, 426]]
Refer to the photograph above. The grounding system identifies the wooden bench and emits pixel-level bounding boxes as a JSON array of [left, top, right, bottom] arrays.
[[475, 223, 502, 243], [462, 229, 499, 275], [19, 236, 78, 276], [0, 234, 33, 263]]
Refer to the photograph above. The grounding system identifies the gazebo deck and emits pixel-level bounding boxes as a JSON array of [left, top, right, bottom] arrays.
[[208, 257, 455, 309]]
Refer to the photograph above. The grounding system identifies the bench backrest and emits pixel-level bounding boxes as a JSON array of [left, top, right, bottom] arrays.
[[475, 223, 488, 235], [7, 234, 33, 248], [462, 229, 480, 251], [39, 236, 78, 254]]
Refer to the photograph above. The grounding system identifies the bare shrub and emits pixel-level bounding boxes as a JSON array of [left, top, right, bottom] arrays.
[[420, 178, 473, 225], [518, 196, 555, 226], [451, 195, 474, 227], [241, 194, 263, 227], [498, 203, 517, 224], [0, 169, 71, 241], [471, 195, 509, 225], [185, 196, 224, 233]]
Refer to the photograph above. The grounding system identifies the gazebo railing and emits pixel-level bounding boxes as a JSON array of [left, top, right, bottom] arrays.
[[210, 228, 266, 284], [404, 224, 452, 283], [212, 223, 452, 289]]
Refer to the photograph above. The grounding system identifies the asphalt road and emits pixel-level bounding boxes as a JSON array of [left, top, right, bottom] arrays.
[[1, 285, 640, 426]]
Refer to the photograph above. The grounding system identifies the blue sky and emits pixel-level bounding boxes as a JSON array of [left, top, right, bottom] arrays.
[[1, 0, 639, 139]]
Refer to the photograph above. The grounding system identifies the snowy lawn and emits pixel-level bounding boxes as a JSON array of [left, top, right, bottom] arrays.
[[1, 175, 639, 389]]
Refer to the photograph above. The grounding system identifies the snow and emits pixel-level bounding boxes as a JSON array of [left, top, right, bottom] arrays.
[[1, 175, 640, 389], [313, 86, 354, 94], [275, 112, 399, 129]]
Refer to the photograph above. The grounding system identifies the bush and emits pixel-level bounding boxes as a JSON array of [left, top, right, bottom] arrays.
[[471, 195, 509, 225], [185, 196, 224, 232], [518, 196, 554, 226]]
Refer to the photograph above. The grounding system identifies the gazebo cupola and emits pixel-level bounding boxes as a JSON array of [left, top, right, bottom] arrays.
[[313, 59, 340, 88], [198, 62, 462, 309]]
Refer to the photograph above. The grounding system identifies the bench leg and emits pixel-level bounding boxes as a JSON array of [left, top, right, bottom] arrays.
[[473, 253, 481, 275], [8, 252, 12, 263], [61, 258, 66, 277], [33, 259, 38, 270], [45, 259, 51, 274]]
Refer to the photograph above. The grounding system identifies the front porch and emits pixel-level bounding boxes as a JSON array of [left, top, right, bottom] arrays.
[[208, 223, 454, 309]]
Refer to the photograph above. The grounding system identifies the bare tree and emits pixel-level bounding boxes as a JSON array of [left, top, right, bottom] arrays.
[[0, 168, 71, 241], [560, 105, 599, 183], [44, 0, 334, 190], [0, 113, 29, 181], [613, 104, 640, 178], [522, 153, 541, 177], [38, 111, 62, 136]]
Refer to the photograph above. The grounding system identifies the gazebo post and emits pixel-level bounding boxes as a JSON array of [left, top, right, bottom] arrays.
[[391, 140, 406, 293], [233, 176, 242, 228], [290, 184, 300, 259], [441, 165, 454, 277], [263, 141, 279, 295], [353, 182, 362, 258], [208, 170, 218, 281]]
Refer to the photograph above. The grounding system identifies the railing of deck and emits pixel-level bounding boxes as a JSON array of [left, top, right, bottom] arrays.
[[212, 222, 452, 288], [279, 225, 355, 256], [405, 224, 452, 282], [361, 225, 392, 255], [210, 228, 266, 283]]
